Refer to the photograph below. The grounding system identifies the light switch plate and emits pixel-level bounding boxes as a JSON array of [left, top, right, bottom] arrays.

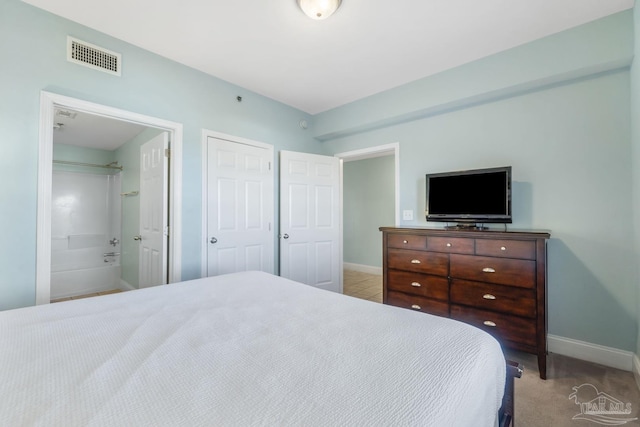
[[402, 210, 413, 221]]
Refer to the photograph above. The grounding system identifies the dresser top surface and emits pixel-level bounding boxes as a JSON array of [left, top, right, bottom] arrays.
[[379, 226, 550, 239]]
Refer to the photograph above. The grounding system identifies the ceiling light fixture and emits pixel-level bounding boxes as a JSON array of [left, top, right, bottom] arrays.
[[297, 0, 342, 20]]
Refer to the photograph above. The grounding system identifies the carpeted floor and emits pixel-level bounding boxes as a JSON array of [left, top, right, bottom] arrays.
[[506, 349, 640, 426]]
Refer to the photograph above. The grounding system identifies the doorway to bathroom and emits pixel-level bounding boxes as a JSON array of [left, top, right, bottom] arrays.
[[36, 92, 183, 305]]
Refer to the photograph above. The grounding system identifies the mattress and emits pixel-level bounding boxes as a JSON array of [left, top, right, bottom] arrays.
[[0, 271, 505, 426]]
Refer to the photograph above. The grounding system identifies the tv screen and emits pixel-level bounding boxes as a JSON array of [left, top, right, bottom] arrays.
[[426, 166, 512, 225]]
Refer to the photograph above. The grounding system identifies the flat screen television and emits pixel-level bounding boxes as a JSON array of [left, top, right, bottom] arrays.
[[425, 166, 512, 227]]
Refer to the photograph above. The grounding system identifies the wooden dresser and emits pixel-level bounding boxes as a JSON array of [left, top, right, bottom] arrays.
[[380, 226, 550, 379]]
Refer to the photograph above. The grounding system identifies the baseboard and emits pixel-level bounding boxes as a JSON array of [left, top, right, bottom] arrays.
[[548, 334, 634, 371], [633, 354, 640, 392], [343, 263, 382, 275]]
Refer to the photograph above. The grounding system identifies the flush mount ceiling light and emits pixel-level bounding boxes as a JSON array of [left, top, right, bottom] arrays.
[[297, 0, 342, 20]]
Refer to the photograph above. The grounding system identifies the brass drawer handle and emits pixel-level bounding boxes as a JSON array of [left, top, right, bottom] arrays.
[[411, 304, 421, 310], [403, 240, 408, 244], [500, 246, 506, 251], [482, 294, 496, 300], [483, 320, 497, 327], [411, 259, 421, 264], [446, 243, 452, 247], [410, 282, 421, 287], [482, 267, 496, 273]]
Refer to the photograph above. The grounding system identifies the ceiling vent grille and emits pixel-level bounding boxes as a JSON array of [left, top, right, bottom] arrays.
[[67, 36, 121, 76]]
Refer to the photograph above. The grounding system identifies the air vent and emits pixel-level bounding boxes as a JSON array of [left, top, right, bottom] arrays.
[[67, 36, 121, 76], [56, 109, 77, 119]]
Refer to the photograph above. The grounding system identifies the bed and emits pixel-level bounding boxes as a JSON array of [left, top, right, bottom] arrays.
[[0, 271, 506, 426]]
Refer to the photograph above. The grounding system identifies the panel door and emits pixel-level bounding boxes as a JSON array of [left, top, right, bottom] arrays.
[[280, 150, 341, 293], [139, 132, 169, 288], [206, 137, 274, 275]]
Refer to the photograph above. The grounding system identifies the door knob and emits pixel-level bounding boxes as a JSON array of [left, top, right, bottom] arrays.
[[133, 235, 142, 241], [283, 234, 289, 239], [210, 237, 218, 244]]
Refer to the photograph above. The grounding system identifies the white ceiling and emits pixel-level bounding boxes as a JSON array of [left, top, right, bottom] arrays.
[[53, 108, 147, 150], [24, 0, 634, 115]]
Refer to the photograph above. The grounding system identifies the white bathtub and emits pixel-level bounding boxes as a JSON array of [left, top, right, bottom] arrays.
[[50, 264, 122, 300]]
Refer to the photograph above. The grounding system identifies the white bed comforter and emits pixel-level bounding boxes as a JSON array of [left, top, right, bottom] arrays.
[[0, 271, 505, 426]]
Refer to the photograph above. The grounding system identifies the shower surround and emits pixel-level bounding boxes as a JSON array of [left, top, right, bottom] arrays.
[[50, 170, 122, 300]]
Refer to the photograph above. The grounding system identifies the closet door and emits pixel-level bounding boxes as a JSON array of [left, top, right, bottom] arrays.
[[206, 136, 274, 276]]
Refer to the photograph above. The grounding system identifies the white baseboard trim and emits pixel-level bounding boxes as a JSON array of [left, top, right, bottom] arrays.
[[633, 354, 640, 392], [548, 334, 634, 372], [343, 263, 382, 275]]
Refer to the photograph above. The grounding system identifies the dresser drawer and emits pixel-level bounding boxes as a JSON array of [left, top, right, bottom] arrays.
[[388, 270, 449, 301], [450, 305, 536, 347], [381, 227, 549, 379], [450, 254, 535, 288], [426, 237, 474, 254], [450, 279, 535, 318], [388, 249, 449, 276], [386, 291, 449, 317], [475, 239, 535, 260], [387, 234, 427, 250]]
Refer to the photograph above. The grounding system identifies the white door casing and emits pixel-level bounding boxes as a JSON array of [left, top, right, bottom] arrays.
[[205, 136, 274, 276], [36, 91, 182, 305], [139, 132, 169, 287], [280, 150, 341, 293]]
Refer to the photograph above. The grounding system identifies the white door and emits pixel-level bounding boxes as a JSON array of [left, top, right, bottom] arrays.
[[280, 150, 341, 293], [206, 137, 274, 276], [139, 132, 169, 288]]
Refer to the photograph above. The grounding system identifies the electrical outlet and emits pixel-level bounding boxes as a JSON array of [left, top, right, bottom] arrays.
[[402, 210, 413, 221]]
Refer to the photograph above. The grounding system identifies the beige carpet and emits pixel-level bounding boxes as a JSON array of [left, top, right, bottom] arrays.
[[506, 349, 640, 427]]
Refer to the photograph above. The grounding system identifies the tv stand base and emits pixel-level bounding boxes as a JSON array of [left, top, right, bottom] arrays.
[[445, 223, 488, 231]]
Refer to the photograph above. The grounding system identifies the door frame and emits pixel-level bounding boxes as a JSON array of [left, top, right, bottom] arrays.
[[200, 129, 275, 277], [36, 91, 183, 305], [334, 143, 400, 277]]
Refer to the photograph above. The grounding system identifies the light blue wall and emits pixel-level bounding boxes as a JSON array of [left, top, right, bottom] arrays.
[[0, 0, 323, 310], [321, 12, 637, 352], [314, 12, 633, 141], [631, 7, 640, 361], [343, 156, 395, 268], [1, 0, 638, 355]]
